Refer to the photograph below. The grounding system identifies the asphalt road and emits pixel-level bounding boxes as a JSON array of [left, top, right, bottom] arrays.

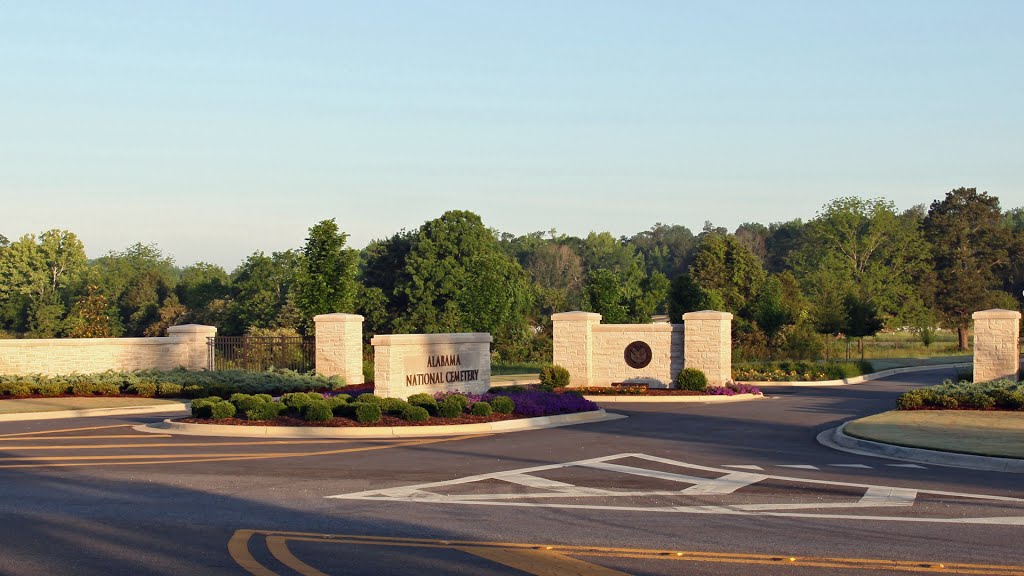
[[1, 366, 1022, 576]]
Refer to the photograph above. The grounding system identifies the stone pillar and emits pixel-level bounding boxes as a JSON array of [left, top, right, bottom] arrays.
[[314, 313, 365, 384], [682, 310, 733, 387], [166, 324, 217, 371], [551, 311, 601, 387], [972, 309, 1021, 383]]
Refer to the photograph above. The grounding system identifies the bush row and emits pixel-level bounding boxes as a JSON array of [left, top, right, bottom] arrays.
[[0, 369, 345, 399], [896, 379, 1024, 411], [733, 361, 874, 382]]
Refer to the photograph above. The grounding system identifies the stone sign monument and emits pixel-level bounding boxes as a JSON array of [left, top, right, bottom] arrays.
[[371, 333, 492, 400]]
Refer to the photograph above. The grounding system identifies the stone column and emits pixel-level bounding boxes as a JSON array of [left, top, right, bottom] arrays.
[[314, 313, 365, 384], [166, 324, 217, 371], [682, 310, 733, 387], [972, 309, 1021, 383], [551, 311, 601, 387]]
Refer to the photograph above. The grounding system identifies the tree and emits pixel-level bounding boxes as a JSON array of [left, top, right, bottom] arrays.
[[581, 269, 629, 324], [793, 197, 929, 328], [90, 243, 179, 336], [626, 223, 696, 278], [0, 230, 87, 337], [751, 275, 794, 349], [294, 219, 358, 332], [924, 188, 1013, 350], [64, 285, 121, 337], [689, 232, 765, 315], [525, 243, 584, 314], [843, 294, 884, 361], [764, 219, 805, 274], [228, 250, 299, 334]]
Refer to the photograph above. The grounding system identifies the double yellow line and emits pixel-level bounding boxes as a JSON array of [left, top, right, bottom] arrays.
[[229, 530, 1024, 575]]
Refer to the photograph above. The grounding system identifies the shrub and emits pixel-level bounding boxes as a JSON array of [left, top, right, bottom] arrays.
[[254, 393, 274, 403], [354, 402, 382, 424], [281, 392, 322, 412], [191, 397, 222, 418], [36, 381, 66, 397], [470, 402, 493, 417], [489, 396, 515, 414], [407, 393, 439, 415], [0, 382, 31, 396], [675, 368, 708, 392], [127, 382, 157, 397], [437, 399, 464, 418], [210, 401, 237, 420], [380, 397, 411, 415], [157, 382, 183, 397], [182, 384, 205, 398], [539, 365, 571, 389], [447, 394, 470, 411], [246, 402, 285, 421], [230, 394, 266, 413], [304, 401, 334, 422], [896, 390, 925, 410], [355, 393, 382, 405], [935, 394, 958, 409], [401, 405, 430, 422]]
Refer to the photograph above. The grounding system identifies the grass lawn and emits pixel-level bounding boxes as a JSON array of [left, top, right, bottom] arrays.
[[0, 397, 184, 415], [845, 410, 1024, 459]]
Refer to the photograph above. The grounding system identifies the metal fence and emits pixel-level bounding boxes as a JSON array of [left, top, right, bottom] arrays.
[[207, 336, 316, 373]]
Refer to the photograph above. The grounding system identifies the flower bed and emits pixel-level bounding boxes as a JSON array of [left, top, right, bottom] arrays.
[[896, 379, 1024, 411], [182, 388, 600, 427], [733, 361, 873, 382]]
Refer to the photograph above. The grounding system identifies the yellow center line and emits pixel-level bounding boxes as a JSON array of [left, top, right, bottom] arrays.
[[1, 434, 173, 440], [456, 546, 630, 576], [0, 424, 133, 438], [0, 434, 487, 469], [231, 531, 1024, 576], [0, 439, 381, 450], [229, 530, 278, 576], [266, 536, 331, 576]]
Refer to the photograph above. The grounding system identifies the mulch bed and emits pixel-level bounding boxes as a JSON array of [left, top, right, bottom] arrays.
[[178, 412, 525, 427]]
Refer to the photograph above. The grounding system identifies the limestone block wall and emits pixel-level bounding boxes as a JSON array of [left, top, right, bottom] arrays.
[[972, 309, 1021, 383], [371, 333, 492, 400], [591, 324, 684, 387], [0, 324, 216, 376], [682, 311, 732, 387], [314, 313, 364, 384], [552, 312, 601, 387]]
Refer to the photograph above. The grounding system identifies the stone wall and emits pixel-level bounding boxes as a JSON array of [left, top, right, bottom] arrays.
[[314, 313, 364, 384], [553, 310, 731, 388], [972, 309, 1021, 383], [0, 324, 216, 376], [372, 333, 492, 400]]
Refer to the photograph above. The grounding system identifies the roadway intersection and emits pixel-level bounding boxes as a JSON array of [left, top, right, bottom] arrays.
[[1, 366, 1021, 575]]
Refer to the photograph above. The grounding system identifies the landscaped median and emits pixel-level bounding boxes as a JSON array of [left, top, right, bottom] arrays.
[[733, 359, 972, 387]]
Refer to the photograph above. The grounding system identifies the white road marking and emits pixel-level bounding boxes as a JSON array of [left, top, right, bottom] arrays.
[[778, 465, 819, 470], [327, 453, 1024, 526], [722, 465, 764, 470], [830, 464, 873, 469], [888, 464, 928, 469]]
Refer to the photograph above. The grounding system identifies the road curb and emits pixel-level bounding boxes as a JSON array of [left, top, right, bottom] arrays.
[[817, 422, 1024, 473], [740, 362, 970, 387], [0, 402, 190, 422], [584, 393, 764, 403], [134, 409, 626, 439]]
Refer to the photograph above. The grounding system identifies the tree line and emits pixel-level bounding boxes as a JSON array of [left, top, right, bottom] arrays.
[[1, 188, 1021, 362]]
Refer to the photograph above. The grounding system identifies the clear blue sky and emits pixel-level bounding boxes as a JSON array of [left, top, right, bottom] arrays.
[[2, 1, 1021, 270]]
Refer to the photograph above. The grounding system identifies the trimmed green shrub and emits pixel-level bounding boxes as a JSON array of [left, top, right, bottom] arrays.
[[157, 382, 183, 397], [182, 384, 205, 398], [407, 393, 439, 415], [355, 393, 382, 405], [254, 393, 274, 403], [304, 401, 333, 422], [127, 382, 157, 397], [896, 390, 924, 410], [380, 397, 411, 414], [447, 394, 470, 411], [210, 401, 237, 420], [281, 392, 323, 412], [0, 381, 32, 396], [354, 402, 382, 424], [437, 399, 463, 418], [190, 397, 222, 418], [539, 365, 571, 389], [229, 393, 266, 413], [401, 405, 430, 422], [675, 368, 708, 392], [246, 402, 285, 421], [489, 396, 515, 414], [36, 381, 66, 397], [470, 402, 493, 417]]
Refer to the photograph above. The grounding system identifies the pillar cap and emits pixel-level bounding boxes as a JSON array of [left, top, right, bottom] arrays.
[[972, 309, 1022, 320], [551, 311, 602, 321], [167, 324, 217, 335], [314, 313, 365, 323], [682, 310, 733, 321]]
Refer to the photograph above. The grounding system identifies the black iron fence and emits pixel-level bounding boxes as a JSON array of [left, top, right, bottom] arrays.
[[207, 336, 316, 373]]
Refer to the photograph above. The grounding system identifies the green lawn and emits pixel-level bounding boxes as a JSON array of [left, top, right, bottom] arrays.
[[0, 397, 184, 415], [845, 410, 1024, 459]]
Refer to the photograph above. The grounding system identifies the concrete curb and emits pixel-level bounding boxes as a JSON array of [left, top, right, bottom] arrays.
[[817, 422, 1024, 473], [0, 402, 190, 422], [134, 409, 626, 439], [740, 362, 971, 387], [584, 393, 764, 403]]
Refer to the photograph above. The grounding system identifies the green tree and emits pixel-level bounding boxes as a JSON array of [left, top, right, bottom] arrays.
[[689, 232, 766, 314], [751, 275, 794, 350], [843, 294, 884, 361], [294, 219, 358, 332], [0, 230, 87, 337], [581, 268, 630, 323], [626, 223, 696, 278], [228, 250, 299, 334], [924, 188, 1014, 350], [64, 285, 121, 337], [525, 242, 584, 314], [90, 243, 179, 336]]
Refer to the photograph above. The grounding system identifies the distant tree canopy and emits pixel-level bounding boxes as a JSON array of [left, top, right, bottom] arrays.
[[2, 190, 1021, 362]]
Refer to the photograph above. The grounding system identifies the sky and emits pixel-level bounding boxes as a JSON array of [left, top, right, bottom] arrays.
[[2, 1, 1022, 270]]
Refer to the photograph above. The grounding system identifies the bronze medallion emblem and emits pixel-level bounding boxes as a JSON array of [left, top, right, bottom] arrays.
[[624, 341, 652, 369]]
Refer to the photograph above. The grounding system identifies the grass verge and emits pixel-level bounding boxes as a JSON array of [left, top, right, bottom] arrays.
[[844, 410, 1024, 459]]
